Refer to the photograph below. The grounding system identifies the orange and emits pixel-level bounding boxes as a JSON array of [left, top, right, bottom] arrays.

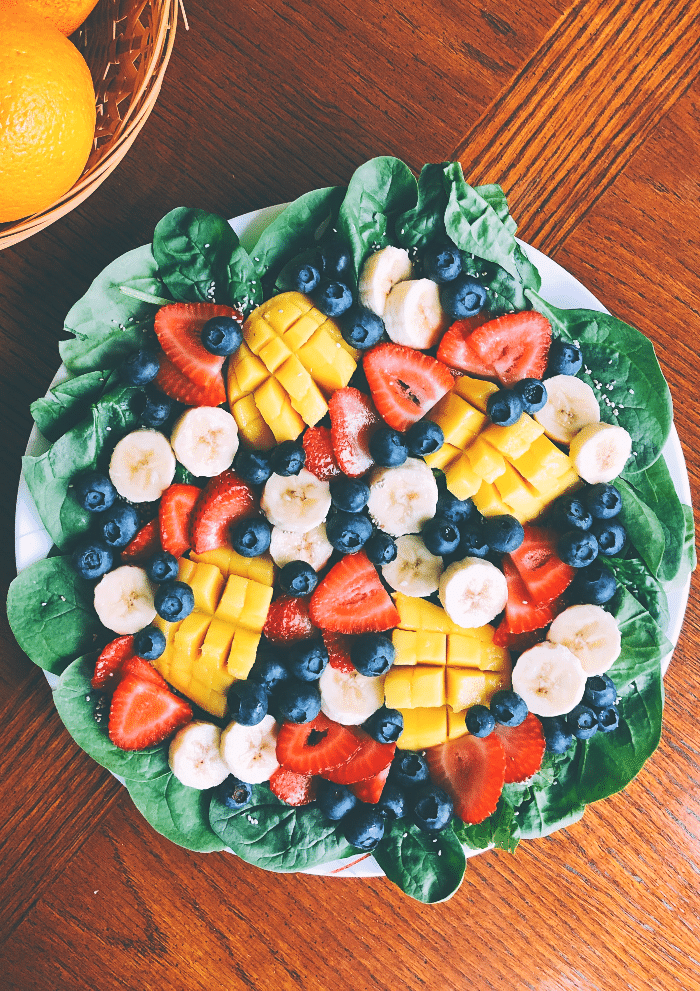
[[0, 0, 101, 35], [0, 12, 96, 222]]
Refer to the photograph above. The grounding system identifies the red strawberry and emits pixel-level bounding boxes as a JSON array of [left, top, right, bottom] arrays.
[[108, 674, 192, 751], [154, 354, 227, 407], [309, 552, 400, 633], [303, 425, 341, 481], [276, 713, 361, 775], [159, 483, 201, 557], [501, 556, 560, 634], [467, 311, 552, 387], [494, 712, 546, 784], [492, 621, 547, 652], [350, 762, 391, 803], [189, 470, 257, 554], [363, 343, 454, 432], [268, 767, 317, 806], [328, 387, 380, 477], [437, 316, 496, 377], [507, 526, 575, 605], [425, 733, 506, 825], [92, 635, 136, 689], [322, 731, 395, 785], [322, 630, 355, 673], [121, 518, 161, 562], [263, 595, 314, 643], [120, 656, 169, 689], [154, 303, 242, 386]]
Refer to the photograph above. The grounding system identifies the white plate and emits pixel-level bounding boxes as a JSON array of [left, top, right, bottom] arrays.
[[14, 206, 693, 879]]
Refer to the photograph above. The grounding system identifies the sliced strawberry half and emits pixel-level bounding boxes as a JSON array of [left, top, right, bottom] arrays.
[[309, 552, 400, 633], [507, 526, 575, 605], [322, 731, 395, 785], [494, 712, 546, 784], [92, 635, 136, 689], [350, 763, 391, 804], [159, 483, 201, 557], [425, 733, 506, 825], [189, 470, 257, 554], [328, 387, 380, 477], [108, 674, 192, 751], [276, 713, 361, 776], [467, 311, 552, 387], [268, 767, 318, 806], [322, 630, 355, 673], [492, 621, 548, 652], [363, 343, 455, 432], [263, 595, 315, 643], [303, 425, 341, 481], [121, 518, 161, 562], [154, 354, 227, 407], [437, 316, 496, 377], [120, 656, 169, 689], [501, 556, 560, 634], [154, 303, 242, 386]]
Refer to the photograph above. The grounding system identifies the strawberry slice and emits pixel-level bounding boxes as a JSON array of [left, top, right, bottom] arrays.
[[363, 343, 454, 432], [159, 483, 201, 557], [154, 354, 226, 407], [467, 311, 552, 387], [350, 763, 391, 803], [437, 316, 496, 377], [263, 595, 315, 643], [108, 674, 192, 751], [303, 425, 341, 481], [492, 621, 547, 652], [121, 518, 161, 562], [501, 556, 560, 634], [189, 470, 257, 554], [268, 767, 318, 806], [92, 635, 136, 689], [276, 713, 361, 775], [322, 630, 355, 673], [322, 731, 395, 785], [154, 303, 242, 386], [120, 656, 169, 689], [494, 712, 546, 784], [507, 526, 575, 605], [425, 733, 506, 825], [328, 387, 380, 477], [309, 552, 400, 633]]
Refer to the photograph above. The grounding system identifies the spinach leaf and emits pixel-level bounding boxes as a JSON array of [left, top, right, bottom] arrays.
[[622, 456, 686, 585], [606, 557, 670, 633], [53, 656, 171, 780], [22, 383, 141, 549], [682, 504, 697, 575], [504, 747, 587, 839], [395, 162, 449, 250], [250, 185, 345, 279], [474, 184, 517, 234], [30, 369, 120, 443], [617, 477, 667, 579], [209, 788, 354, 870], [127, 774, 225, 853], [60, 245, 167, 374], [606, 585, 672, 687], [7, 558, 103, 674], [373, 820, 466, 903], [455, 796, 521, 854], [462, 256, 530, 316]]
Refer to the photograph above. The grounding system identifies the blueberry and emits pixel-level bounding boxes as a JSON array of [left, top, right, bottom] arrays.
[[97, 503, 140, 548], [330, 477, 370, 513], [287, 639, 328, 682], [512, 378, 547, 414], [313, 280, 354, 317], [217, 775, 253, 811], [326, 509, 372, 554], [248, 650, 290, 691], [139, 387, 173, 428], [319, 239, 353, 282], [351, 634, 395, 677], [585, 483, 622, 520], [547, 338, 583, 376], [405, 419, 444, 457], [583, 673, 617, 710], [457, 520, 490, 558], [440, 275, 487, 319], [369, 427, 408, 467], [73, 470, 117, 513], [421, 516, 460, 556], [490, 689, 528, 727], [411, 784, 453, 833], [363, 706, 404, 744], [291, 262, 321, 294], [481, 514, 524, 554], [71, 539, 113, 579], [597, 704, 620, 733], [340, 306, 385, 349], [154, 581, 194, 622], [540, 716, 574, 754], [567, 704, 599, 740], [133, 626, 166, 660], [145, 550, 179, 583], [377, 782, 407, 820], [591, 519, 626, 556], [273, 680, 322, 723], [201, 316, 243, 356], [569, 562, 617, 605], [552, 494, 592, 531], [487, 389, 524, 426], [119, 347, 161, 386], [317, 780, 358, 821], [279, 560, 319, 596], [465, 704, 496, 737], [233, 448, 273, 486], [231, 518, 272, 557], [270, 441, 305, 477], [423, 240, 463, 283], [227, 680, 269, 725], [436, 493, 474, 525], [342, 805, 385, 850], [558, 530, 599, 567], [364, 530, 397, 566], [390, 751, 430, 789]]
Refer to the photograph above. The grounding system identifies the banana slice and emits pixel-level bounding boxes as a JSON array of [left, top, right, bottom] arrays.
[[547, 603, 622, 675], [220, 714, 280, 784], [438, 557, 508, 629], [511, 641, 587, 717], [382, 278, 446, 350], [366, 458, 438, 537], [319, 665, 386, 725], [170, 406, 239, 477], [357, 245, 413, 317], [269, 522, 334, 570], [569, 421, 632, 484], [109, 428, 176, 502], [534, 375, 601, 444], [260, 468, 332, 534], [93, 565, 156, 634], [382, 534, 444, 597], [168, 720, 230, 789]]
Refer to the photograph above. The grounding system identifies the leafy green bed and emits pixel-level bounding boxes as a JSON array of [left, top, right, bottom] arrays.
[[7, 158, 696, 902]]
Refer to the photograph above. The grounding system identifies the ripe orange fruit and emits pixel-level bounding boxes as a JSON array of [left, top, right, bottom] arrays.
[[0, 0, 101, 36], [0, 12, 96, 223]]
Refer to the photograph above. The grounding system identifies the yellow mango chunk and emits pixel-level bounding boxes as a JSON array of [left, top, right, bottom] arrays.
[[199, 616, 236, 669], [447, 634, 511, 673], [510, 433, 572, 489], [173, 612, 211, 662], [447, 707, 469, 741], [177, 557, 196, 585], [258, 292, 309, 334], [392, 629, 447, 666], [296, 325, 357, 395], [215, 575, 248, 624], [397, 707, 448, 750], [227, 627, 260, 678], [190, 548, 275, 587], [258, 334, 293, 373], [228, 342, 269, 398], [276, 354, 328, 425], [244, 555, 275, 587], [424, 442, 461, 471], [241, 581, 273, 631], [429, 392, 486, 448], [412, 666, 447, 707], [482, 413, 544, 460], [185, 680, 228, 719], [444, 453, 482, 500], [232, 394, 277, 450], [453, 375, 500, 412], [245, 315, 277, 354], [472, 479, 512, 517], [187, 562, 225, 615], [446, 668, 510, 710], [282, 307, 326, 350], [531, 466, 582, 504], [465, 436, 506, 483], [494, 462, 547, 523], [254, 377, 305, 442]]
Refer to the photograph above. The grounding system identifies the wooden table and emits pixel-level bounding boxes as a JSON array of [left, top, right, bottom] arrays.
[[2, 1, 699, 987]]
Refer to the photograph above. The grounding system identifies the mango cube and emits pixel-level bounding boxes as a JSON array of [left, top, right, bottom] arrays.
[[446, 668, 509, 710], [429, 392, 485, 448], [398, 707, 449, 750], [444, 453, 482, 500], [481, 413, 544, 460], [452, 375, 500, 412], [254, 377, 305, 442]]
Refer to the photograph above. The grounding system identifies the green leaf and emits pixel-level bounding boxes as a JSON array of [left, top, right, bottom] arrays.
[[622, 456, 686, 585], [455, 796, 521, 854], [373, 820, 466, 903], [250, 185, 345, 279], [617, 477, 667, 579], [605, 584, 672, 688], [682, 503, 697, 575], [503, 749, 586, 839], [30, 369, 120, 443], [7, 558, 103, 674], [395, 162, 449, 250], [126, 774, 225, 853], [606, 557, 670, 633], [474, 184, 517, 234]]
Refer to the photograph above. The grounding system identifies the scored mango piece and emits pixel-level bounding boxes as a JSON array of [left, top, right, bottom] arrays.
[[186, 561, 226, 615], [275, 354, 327, 425], [494, 462, 548, 523], [398, 707, 449, 750], [447, 633, 511, 672], [232, 394, 277, 450], [253, 377, 305, 442], [428, 392, 486, 448], [227, 626, 260, 679], [510, 433, 573, 490], [465, 436, 506, 483], [443, 453, 482, 500], [447, 707, 469, 741], [446, 669, 510, 711], [424, 442, 461, 471], [295, 325, 357, 395], [481, 413, 544, 460], [452, 374, 500, 412], [190, 547, 275, 586], [392, 629, 447, 666], [472, 479, 512, 517]]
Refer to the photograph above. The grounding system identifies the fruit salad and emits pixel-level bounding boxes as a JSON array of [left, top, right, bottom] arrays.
[[9, 157, 695, 903]]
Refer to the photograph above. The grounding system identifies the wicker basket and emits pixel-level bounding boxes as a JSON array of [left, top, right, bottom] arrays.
[[0, 0, 178, 249]]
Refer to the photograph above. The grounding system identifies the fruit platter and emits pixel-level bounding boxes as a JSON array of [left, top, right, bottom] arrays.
[[9, 157, 695, 903]]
